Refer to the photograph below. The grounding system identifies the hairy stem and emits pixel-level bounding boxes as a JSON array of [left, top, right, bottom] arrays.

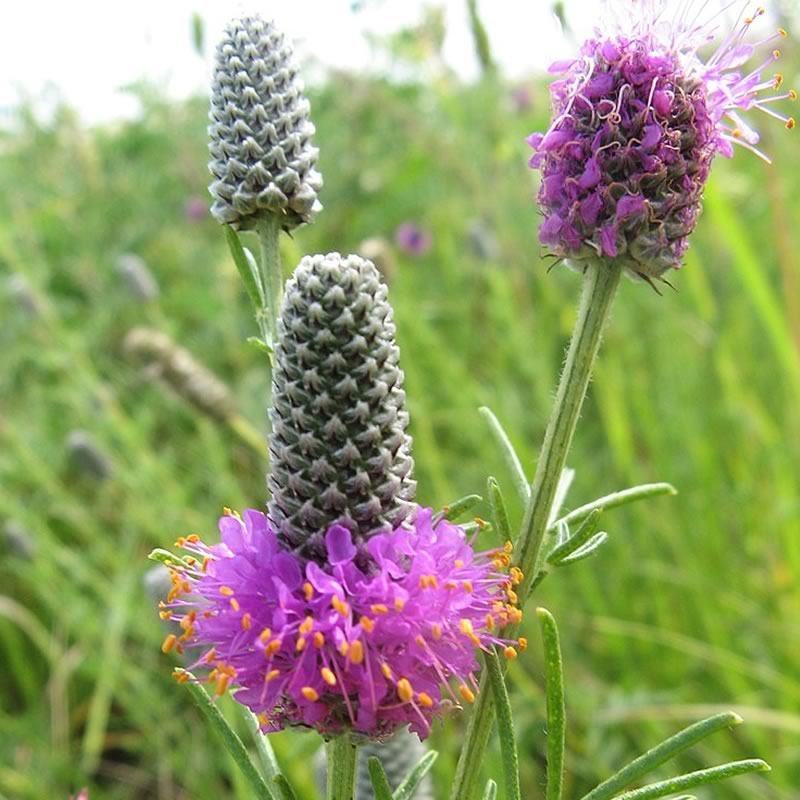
[[449, 261, 622, 800], [327, 734, 358, 800], [257, 214, 283, 363]]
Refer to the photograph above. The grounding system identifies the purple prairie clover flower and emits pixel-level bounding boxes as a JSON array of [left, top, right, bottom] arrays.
[[395, 222, 433, 256], [160, 507, 525, 739], [528, 2, 796, 281]]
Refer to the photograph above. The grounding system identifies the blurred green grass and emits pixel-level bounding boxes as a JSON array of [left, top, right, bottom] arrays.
[[1, 11, 799, 800]]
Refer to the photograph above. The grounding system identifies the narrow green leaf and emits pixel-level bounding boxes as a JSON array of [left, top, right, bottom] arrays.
[[611, 760, 770, 799], [551, 483, 676, 531], [147, 547, 192, 570], [547, 467, 576, 527], [367, 757, 394, 800], [273, 775, 299, 800], [443, 494, 483, 522], [182, 676, 276, 800], [393, 750, 438, 800], [580, 712, 748, 800], [226, 226, 264, 310], [488, 477, 512, 545], [239, 705, 280, 781], [482, 779, 498, 800], [486, 651, 521, 800], [479, 406, 529, 502], [554, 532, 608, 566], [247, 336, 272, 355], [546, 509, 602, 565], [537, 609, 566, 800]]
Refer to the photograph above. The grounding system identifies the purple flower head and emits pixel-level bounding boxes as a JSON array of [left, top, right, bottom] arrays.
[[528, 2, 796, 280], [395, 222, 433, 256], [161, 507, 524, 740]]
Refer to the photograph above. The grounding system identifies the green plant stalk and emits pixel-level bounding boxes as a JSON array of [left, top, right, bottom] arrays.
[[326, 734, 358, 800], [257, 214, 283, 363], [449, 261, 622, 800]]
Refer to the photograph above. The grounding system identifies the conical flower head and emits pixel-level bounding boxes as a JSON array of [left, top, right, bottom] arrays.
[[208, 14, 322, 230], [528, 2, 795, 281], [268, 253, 416, 559]]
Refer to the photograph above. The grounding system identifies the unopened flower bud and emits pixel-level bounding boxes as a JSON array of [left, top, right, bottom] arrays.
[[208, 14, 322, 230]]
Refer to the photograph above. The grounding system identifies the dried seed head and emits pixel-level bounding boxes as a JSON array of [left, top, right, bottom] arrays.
[[208, 14, 322, 230], [268, 253, 416, 559]]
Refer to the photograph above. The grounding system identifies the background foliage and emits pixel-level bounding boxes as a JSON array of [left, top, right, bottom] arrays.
[[1, 5, 798, 799]]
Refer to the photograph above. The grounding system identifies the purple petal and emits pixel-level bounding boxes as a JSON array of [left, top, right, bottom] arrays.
[[326, 525, 357, 565]]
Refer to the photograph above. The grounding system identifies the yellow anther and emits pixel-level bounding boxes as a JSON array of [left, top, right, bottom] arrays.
[[313, 631, 325, 648], [301, 686, 319, 702], [485, 614, 495, 631], [462, 580, 474, 593], [381, 662, 393, 680], [161, 633, 177, 654], [360, 616, 376, 633], [205, 648, 217, 663], [397, 678, 414, 703], [185, 557, 196, 566], [220, 586, 234, 596], [432, 623, 442, 641], [418, 692, 434, 708], [774, 49, 782, 60], [789, 90, 797, 101], [459, 618, 474, 635], [518, 637, 528, 652], [508, 590, 519, 605], [787, 117, 796, 130], [474, 517, 487, 529], [775, 73, 785, 88], [419, 575, 429, 589], [504, 541, 513, 554], [299, 616, 314, 635], [230, 598, 240, 612], [459, 684, 476, 704], [159, 610, 173, 620], [332, 596, 350, 618], [265, 639, 282, 657], [455, 559, 464, 568], [442, 504, 450, 514], [504, 646, 518, 660], [207, 668, 218, 684], [296, 637, 306, 652], [201, 557, 211, 572], [394, 598, 405, 611], [303, 581, 314, 601], [339, 641, 349, 657], [415, 634, 426, 647], [175, 537, 186, 548], [257, 712, 270, 725], [510, 567, 524, 585], [215, 673, 231, 696], [186, 534, 200, 544], [172, 668, 189, 683], [778, 27, 787, 37], [444, 580, 458, 590], [241, 613, 252, 631], [371, 603, 388, 615], [428, 575, 439, 590], [181, 581, 191, 594], [259, 628, 273, 644], [508, 608, 523, 624], [265, 669, 280, 682], [321, 667, 337, 686], [350, 639, 364, 664]]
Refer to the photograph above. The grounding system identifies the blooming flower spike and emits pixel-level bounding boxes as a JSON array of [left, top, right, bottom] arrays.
[[528, 1, 795, 283], [159, 254, 520, 740]]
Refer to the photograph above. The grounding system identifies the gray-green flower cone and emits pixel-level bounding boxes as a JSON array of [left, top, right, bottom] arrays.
[[208, 14, 322, 230], [268, 253, 416, 559]]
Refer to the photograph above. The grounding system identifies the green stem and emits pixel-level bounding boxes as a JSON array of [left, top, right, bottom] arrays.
[[257, 214, 283, 363], [485, 650, 521, 800], [449, 261, 622, 800], [326, 734, 358, 800]]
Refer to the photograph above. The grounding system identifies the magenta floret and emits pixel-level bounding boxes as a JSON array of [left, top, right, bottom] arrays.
[[162, 507, 522, 739]]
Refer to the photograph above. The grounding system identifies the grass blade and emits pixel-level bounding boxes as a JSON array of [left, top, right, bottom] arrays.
[[225, 225, 264, 310], [537, 609, 566, 800], [479, 406, 529, 502], [488, 476, 512, 544], [551, 483, 676, 531], [367, 757, 394, 800], [486, 650, 521, 800], [393, 750, 438, 800], [181, 675, 276, 800], [239, 704, 280, 780], [611, 759, 770, 799], [579, 712, 748, 800]]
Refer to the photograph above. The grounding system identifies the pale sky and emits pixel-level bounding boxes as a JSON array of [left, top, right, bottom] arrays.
[[0, 0, 787, 125]]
